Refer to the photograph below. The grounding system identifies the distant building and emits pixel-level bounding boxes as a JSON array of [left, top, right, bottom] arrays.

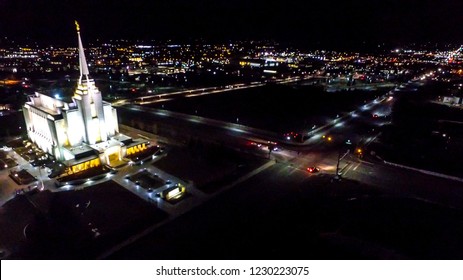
[[441, 96, 462, 105], [0, 104, 12, 111], [22, 22, 148, 174], [0, 103, 13, 116], [448, 46, 463, 64]]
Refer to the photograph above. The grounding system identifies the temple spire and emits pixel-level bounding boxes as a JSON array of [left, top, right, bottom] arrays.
[[75, 20, 89, 83]]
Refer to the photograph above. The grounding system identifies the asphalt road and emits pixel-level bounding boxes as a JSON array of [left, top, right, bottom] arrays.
[[109, 158, 463, 259], [6, 76, 463, 259], [113, 76, 312, 107], [116, 82, 463, 213]]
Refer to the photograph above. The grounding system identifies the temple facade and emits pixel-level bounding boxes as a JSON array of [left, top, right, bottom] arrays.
[[22, 22, 147, 173]]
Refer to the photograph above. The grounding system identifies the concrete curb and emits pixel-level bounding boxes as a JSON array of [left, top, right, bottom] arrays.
[[219, 159, 276, 192], [97, 159, 276, 259], [383, 160, 463, 183]]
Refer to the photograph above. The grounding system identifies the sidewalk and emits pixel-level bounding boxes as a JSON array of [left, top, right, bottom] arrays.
[[383, 160, 463, 183], [97, 159, 275, 259]]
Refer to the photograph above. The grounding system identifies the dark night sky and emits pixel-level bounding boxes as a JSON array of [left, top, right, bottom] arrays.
[[0, 0, 462, 47]]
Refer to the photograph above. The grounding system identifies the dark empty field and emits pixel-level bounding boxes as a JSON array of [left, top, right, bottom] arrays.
[[153, 146, 267, 193], [148, 84, 385, 134], [0, 180, 167, 259], [110, 165, 463, 260]]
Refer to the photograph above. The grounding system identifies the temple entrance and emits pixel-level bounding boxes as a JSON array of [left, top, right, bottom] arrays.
[[104, 145, 124, 167]]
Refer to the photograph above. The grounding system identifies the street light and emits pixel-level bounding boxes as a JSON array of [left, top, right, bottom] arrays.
[[335, 147, 350, 180], [38, 165, 45, 190], [356, 148, 363, 159]]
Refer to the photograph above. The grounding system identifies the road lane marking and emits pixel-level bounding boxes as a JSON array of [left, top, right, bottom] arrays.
[[359, 159, 375, 166], [341, 162, 355, 176]]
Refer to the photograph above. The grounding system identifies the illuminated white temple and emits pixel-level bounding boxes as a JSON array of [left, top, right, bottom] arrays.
[[22, 22, 147, 173]]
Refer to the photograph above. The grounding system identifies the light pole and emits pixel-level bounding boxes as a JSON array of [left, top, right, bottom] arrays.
[[335, 150, 342, 179], [38, 164, 45, 190], [335, 140, 352, 180]]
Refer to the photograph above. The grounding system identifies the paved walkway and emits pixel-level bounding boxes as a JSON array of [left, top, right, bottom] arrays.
[[0, 149, 55, 206], [383, 160, 463, 183], [97, 159, 276, 259]]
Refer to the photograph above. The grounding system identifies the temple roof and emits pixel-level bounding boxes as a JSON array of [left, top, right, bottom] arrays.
[[76, 21, 90, 84]]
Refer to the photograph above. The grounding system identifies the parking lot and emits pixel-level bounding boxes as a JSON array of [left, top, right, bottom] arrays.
[[127, 169, 166, 191]]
